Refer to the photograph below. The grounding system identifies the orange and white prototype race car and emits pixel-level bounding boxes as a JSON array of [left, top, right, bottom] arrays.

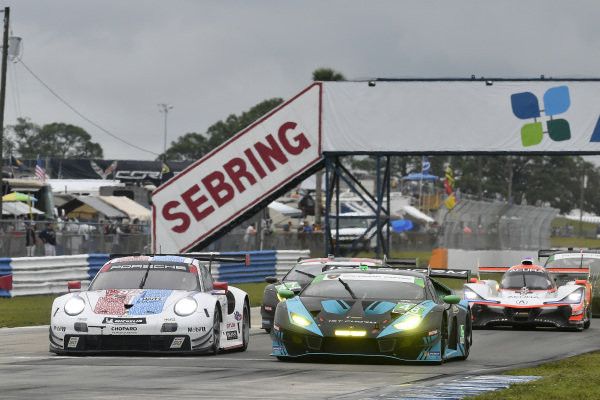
[[463, 257, 591, 331]]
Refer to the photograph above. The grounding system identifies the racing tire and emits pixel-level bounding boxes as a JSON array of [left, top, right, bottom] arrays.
[[210, 307, 222, 355], [457, 310, 472, 360], [238, 302, 250, 352], [438, 316, 448, 364], [584, 306, 591, 330]]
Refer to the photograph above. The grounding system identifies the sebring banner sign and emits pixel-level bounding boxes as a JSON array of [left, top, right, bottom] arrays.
[[152, 83, 322, 253]]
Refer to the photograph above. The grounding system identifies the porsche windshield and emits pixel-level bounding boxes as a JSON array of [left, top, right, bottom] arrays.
[[500, 271, 554, 290], [302, 273, 425, 301], [88, 262, 200, 291]]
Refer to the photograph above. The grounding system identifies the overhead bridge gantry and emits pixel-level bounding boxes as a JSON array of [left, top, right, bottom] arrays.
[[152, 78, 600, 256]]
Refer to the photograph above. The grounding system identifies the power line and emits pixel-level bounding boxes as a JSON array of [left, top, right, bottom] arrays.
[[17, 59, 159, 157]]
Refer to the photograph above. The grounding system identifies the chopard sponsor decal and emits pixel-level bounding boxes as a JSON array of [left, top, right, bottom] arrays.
[[103, 317, 147, 324], [111, 326, 137, 332]]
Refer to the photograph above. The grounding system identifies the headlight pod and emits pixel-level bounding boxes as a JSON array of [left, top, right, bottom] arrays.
[[290, 312, 312, 327], [463, 289, 481, 301], [393, 314, 422, 330], [174, 297, 198, 316], [563, 290, 583, 303], [64, 296, 86, 316]]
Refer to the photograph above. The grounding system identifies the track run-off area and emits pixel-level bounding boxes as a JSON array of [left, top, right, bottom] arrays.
[[0, 308, 599, 400]]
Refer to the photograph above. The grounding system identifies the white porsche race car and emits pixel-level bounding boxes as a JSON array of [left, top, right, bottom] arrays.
[[49, 254, 250, 354], [463, 257, 591, 331]]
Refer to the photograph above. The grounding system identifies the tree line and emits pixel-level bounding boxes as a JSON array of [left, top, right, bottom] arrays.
[[3, 68, 599, 215]]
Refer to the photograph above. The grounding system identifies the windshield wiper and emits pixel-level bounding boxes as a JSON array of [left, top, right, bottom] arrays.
[[337, 277, 357, 299], [139, 263, 152, 289], [296, 270, 316, 279]]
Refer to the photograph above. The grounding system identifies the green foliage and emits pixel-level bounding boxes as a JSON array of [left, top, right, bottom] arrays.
[[161, 98, 284, 161], [8, 117, 103, 158], [312, 68, 346, 81]]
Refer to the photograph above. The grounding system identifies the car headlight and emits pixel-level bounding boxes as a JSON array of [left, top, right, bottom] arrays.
[[463, 288, 481, 300], [174, 297, 198, 316], [393, 314, 422, 330], [565, 290, 582, 303], [64, 296, 86, 316], [290, 312, 312, 327]]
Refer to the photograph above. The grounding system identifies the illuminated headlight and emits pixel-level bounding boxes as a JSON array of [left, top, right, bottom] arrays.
[[463, 289, 480, 300], [566, 291, 582, 303], [174, 297, 198, 316], [335, 330, 367, 337], [64, 296, 86, 316], [393, 314, 422, 330], [290, 312, 312, 327]]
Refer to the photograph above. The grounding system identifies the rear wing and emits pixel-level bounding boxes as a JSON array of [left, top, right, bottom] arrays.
[[322, 263, 471, 280], [478, 266, 509, 273], [109, 252, 250, 273]]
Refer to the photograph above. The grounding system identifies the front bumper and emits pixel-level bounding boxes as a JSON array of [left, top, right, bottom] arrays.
[[49, 313, 215, 354], [271, 326, 444, 362], [260, 304, 275, 330], [50, 331, 200, 354], [470, 303, 582, 329]]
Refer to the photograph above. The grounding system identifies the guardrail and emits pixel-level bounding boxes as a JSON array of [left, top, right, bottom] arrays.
[[0, 249, 310, 298]]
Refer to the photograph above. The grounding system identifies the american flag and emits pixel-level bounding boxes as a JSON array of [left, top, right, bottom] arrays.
[[35, 155, 46, 182]]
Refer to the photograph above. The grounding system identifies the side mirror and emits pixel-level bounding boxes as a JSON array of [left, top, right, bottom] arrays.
[[265, 276, 278, 284], [443, 295, 461, 304], [213, 281, 228, 294], [278, 289, 295, 299], [67, 281, 81, 292], [574, 280, 588, 286]]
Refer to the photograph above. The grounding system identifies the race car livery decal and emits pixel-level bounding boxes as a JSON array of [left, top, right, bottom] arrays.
[[393, 303, 416, 313], [276, 282, 301, 291], [127, 290, 172, 315], [94, 289, 143, 315], [321, 299, 351, 314], [364, 301, 396, 315], [102, 317, 147, 324]]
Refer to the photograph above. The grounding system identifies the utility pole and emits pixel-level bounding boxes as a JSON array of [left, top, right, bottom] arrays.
[[0, 7, 10, 216], [158, 103, 173, 161]]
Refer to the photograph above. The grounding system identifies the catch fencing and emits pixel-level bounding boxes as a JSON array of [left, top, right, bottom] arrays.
[[0, 199, 563, 257], [438, 199, 558, 250]]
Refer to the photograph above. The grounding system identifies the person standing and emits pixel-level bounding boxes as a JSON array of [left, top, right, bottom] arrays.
[[25, 222, 36, 256], [39, 223, 57, 256]]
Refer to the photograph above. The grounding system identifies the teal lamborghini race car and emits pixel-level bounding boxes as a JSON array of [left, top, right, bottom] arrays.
[[271, 260, 472, 363]]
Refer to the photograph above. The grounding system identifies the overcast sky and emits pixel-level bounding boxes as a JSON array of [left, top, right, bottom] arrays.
[[4, 1, 600, 161]]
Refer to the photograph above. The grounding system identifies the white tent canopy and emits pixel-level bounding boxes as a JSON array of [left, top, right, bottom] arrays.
[[98, 195, 152, 222], [2, 201, 44, 216], [268, 201, 302, 217]]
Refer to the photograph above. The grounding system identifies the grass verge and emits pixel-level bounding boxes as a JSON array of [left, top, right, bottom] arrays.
[[470, 350, 600, 399]]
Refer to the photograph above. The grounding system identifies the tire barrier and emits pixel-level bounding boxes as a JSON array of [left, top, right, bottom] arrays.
[[0, 249, 311, 297]]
